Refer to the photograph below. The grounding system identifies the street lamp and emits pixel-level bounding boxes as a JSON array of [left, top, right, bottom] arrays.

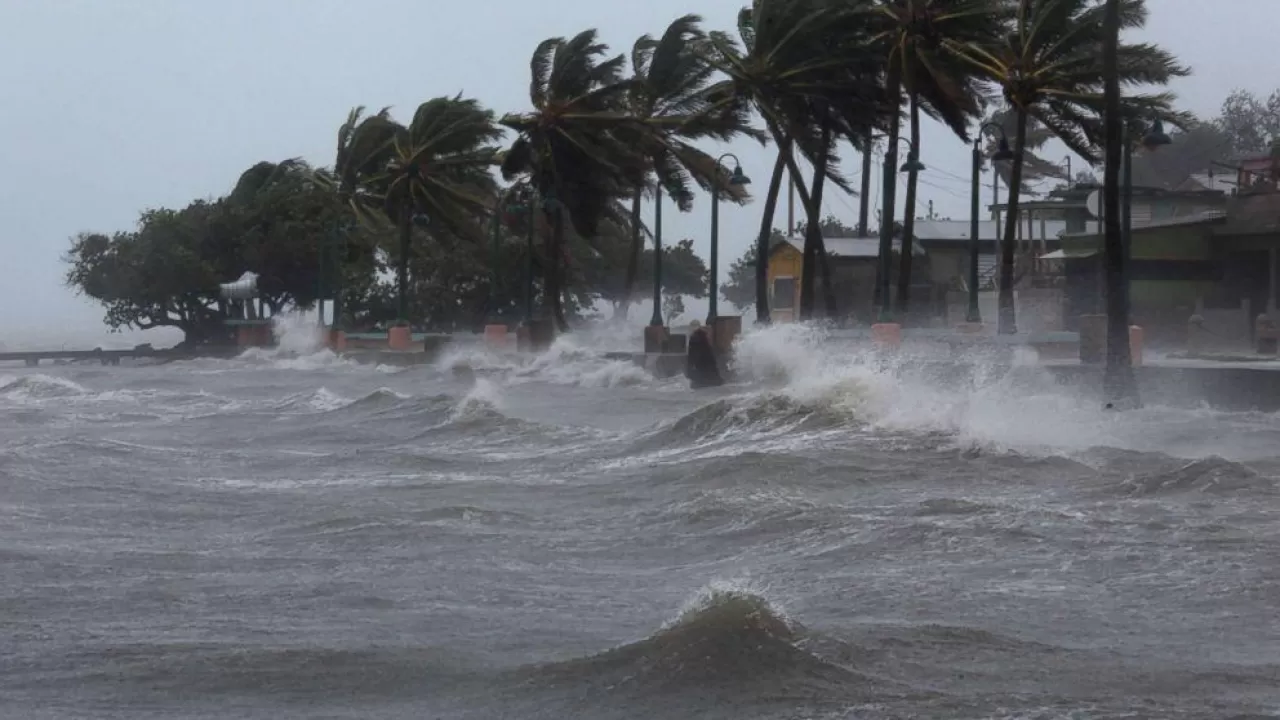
[[876, 136, 924, 322], [1062, 155, 1073, 188], [968, 124, 1016, 324], [707, 154, 750, 325], [649, 185, 665, 327]]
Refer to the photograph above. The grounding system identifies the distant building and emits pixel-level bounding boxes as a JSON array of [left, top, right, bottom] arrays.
[[765, 234, 923, 323]]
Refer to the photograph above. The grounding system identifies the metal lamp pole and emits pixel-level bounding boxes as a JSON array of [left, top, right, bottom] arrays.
[[707, 154, 751, 325], [969, 124, 1015, 324], [648, 187, 665, 327]]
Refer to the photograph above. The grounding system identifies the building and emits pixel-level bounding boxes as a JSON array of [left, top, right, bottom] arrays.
[[765, 235, 924, 323], [1057, 186, 1280, 348]]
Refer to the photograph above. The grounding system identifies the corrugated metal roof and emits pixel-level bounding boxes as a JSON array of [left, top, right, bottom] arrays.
[[912, 219, 1075, 242], [782, 235, 924, 257]]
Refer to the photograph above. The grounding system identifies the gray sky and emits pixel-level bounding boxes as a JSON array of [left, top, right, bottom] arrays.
[[1, 0, 1275, 346]]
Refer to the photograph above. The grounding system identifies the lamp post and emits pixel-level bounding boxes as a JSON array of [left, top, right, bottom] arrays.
[[486, 199, 502, 324], [968, 124, 1015, 324], [1062, 155, 1073, 189], [876, 136, 924, 322], [1106, 116, 1172, 407], [649, 187, 665, 327], [707, 154, 751, 325]]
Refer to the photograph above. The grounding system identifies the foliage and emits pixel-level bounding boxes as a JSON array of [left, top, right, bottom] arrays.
[[1215, 88, 1280, 159], [66, 161, 370, 345], [950, 0, 1189, 333]]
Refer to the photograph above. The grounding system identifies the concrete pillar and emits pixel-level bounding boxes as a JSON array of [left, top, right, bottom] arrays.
[[331, 330, 347, 353], [1129, 325, 1144, 367], [483, 324, 509, 350], [871, 322, 902, 348], [643, 325, 668, 354], [387, 325, 412, 351]]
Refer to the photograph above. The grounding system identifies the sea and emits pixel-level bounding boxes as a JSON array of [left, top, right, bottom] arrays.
[[2, 317, 1278, 719]]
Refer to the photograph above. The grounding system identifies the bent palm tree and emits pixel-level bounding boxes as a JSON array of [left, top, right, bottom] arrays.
[[870, 0, 1004, 317], [699, 0, 886, 321], [950, 0, 1187, 334], [352, 96, 502, 324], [616, 14, 759, 321], [501, 29, 657, 332]]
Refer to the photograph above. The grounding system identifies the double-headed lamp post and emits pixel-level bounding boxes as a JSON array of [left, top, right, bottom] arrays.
[[876, 137, 926, 322], [707, 154, 751, 325], [968, 124, 1016, 324]]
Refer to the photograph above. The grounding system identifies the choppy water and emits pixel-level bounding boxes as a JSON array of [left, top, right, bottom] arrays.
[[3, 322, 1279, 719]]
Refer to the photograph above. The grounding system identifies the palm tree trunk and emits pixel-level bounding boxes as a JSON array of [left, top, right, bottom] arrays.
[[875, 60, 904, 320], [858, 131, 873, 236], [755, 149, 789, 324], [808, 117, 837, 318], [616, 189, 644, 321], [895, 90, 921, 318], [546, 206, 570, 332], [781, 149, 838, 320], [997, 108, 1029, 335], [396, 205, 411, 324], [1102, 0, 1136, 404]]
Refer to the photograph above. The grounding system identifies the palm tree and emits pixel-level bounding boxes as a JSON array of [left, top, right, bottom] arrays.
[[699, 0, 887, 322], [869, 0, 1005, 318], [501, 30, 656, 332], [950, 0, 1187, 334], [615, 14, 759, 321], [983, 106, 1062, 192], [349, 96, 502, 325]]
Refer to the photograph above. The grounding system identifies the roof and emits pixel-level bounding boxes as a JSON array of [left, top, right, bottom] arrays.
[[219, 271, 259, 300], [912, 219, 1081, 242], [1060, 210, 1228, 239], [777, 235, 924, 258]]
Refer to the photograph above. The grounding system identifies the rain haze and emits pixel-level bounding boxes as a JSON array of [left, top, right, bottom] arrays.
[[6, 3, 1280, 719], [0, 0, 1276, 347]]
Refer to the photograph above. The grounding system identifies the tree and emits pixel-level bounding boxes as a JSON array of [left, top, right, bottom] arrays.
[[951, 0, 1188, 334], [350, 96, 502, 326], [722, 243, 761, 311], [983, 105, 1064, 193], [1216, 88, 1280, 159], [615, 15, 758, 320], [699, 0, 887, 322], [871, 0, 1004, 317], [501, 30, 657, 331]]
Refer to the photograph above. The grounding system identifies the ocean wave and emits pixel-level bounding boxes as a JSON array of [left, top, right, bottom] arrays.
[[1120, 456, 1276, 497], [523, 585, 875, 699]]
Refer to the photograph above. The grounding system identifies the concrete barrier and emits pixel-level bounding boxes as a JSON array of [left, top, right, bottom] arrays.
[[387, 325, 412, 351], [871, 323, 902, 348], [484, 324, 509, 350], [643, 325, 667, 354]]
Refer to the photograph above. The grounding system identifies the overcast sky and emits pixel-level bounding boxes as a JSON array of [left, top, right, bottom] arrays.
[[1, 0, 1276, 346]]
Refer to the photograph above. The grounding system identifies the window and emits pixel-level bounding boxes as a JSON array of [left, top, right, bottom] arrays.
[[772, 277, 796, 309]]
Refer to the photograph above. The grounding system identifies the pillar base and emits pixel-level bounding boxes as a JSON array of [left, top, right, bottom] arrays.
[[330, 330, 347, 352], [871, 322, 902, 348], [1129, 325, 1144, 367], [484, 323, 509, 350], [643, 325, 668, 354], [388, 324, 412, 351]]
